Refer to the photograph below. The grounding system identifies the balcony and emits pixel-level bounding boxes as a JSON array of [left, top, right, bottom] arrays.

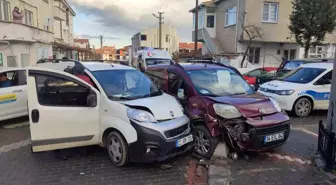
[[0, 21, 53, 44], [54, 6, 66, 20]]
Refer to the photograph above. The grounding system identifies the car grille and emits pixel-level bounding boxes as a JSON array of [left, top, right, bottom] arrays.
[[164, 124, 188, 138], [255, 123, 289, 135]]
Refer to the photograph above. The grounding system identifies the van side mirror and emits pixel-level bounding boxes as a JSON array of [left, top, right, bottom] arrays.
[[87, 90, 97, 107]]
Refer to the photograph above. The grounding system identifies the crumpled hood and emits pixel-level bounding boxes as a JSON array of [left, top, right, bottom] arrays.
[[207, 93, 278, 118], [122, 93, 184, 120], [260, 80, 306, 90]]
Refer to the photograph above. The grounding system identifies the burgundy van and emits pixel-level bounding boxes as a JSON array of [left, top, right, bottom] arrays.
[[146, 62, 290, 158]]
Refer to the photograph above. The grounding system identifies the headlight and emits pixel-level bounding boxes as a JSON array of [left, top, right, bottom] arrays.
[[127, 108, 157, 123], [213, 104, 242, 119], [269, 98, 281, 112], [276, 90, 294, 96]]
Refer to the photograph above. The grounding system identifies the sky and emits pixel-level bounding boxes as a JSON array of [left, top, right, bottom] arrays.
[[68, 0, 206, 49]]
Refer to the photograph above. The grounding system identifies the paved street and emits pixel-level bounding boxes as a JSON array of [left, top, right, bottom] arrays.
[[0, 111, 333, 185]]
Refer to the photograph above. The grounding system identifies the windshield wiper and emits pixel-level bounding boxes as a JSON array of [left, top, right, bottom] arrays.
[[108, 96, 133, 101]]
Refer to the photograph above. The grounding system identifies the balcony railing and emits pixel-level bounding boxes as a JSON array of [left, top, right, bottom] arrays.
[[0, 21, 53, 44]]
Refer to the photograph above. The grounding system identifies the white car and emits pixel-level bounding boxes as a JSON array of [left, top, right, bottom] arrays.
[[27, 61, 193, 166], [0, 68, 28, 121], [258, 62, 333, 117]]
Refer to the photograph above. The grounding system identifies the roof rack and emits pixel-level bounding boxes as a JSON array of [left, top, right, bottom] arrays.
[[187, 58, 242, 76]]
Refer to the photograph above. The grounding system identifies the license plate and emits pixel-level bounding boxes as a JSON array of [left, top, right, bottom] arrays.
[[176, 135, 193, 148], [264, 132, 284, 143]]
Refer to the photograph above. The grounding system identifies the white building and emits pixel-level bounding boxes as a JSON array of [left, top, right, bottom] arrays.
[[131, 24, 179, 56], [0, 0, 54, 67]]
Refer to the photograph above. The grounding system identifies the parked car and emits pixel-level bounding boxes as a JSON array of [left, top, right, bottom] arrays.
[[146, 62, 290, 158], [256, 59, 327, 89], [27, 61, 194, 166], [0, 68, 28, 121], [258, 62, 332, 117], [243, 67, 278, 86]]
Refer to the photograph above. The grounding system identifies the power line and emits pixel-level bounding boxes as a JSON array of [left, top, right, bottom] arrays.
[[153, 11, 164, 50]]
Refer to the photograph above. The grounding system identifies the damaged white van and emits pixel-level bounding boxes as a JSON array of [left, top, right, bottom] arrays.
[[28, 62, 193, 166]]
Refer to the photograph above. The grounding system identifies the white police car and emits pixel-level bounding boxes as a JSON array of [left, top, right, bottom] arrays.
[[258, 62, 333, 117]]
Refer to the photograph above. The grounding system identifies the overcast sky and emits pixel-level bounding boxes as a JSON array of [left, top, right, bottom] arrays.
[[68, 0, 206, 49]]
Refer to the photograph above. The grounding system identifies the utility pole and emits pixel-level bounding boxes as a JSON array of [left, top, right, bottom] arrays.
[[327, 47, 336, 132], [99, 35, 103, 49], [194, 0, 199, 57], [153, 11, 164, 50]]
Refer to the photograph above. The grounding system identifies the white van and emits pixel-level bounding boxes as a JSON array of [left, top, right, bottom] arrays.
[[28, 61, 193, 166], [258, 62, 333, 117], [134, 49, 172, 71]]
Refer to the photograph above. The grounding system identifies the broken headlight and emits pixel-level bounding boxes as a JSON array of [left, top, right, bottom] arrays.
[[213, 104, 242, 119]]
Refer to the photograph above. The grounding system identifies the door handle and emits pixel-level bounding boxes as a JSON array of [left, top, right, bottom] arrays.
[[31, 109, 39, 123], [12, 89, 23, 93]]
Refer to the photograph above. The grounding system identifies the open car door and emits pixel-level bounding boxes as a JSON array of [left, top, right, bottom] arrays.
[[27, 68, 100, 152]]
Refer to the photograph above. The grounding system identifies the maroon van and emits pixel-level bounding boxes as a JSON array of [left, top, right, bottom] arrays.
[[146, 62, 290, 158]]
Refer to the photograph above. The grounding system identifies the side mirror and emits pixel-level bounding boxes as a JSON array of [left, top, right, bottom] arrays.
[[177, 88, 186, 99], [87, 90, 97, 107]]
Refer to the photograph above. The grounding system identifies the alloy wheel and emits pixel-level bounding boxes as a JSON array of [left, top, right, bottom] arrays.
[[296, 99, 311, 117], [194, 130, 211, 155]]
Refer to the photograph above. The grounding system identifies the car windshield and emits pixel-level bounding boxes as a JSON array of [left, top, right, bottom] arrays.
[[92, 69, 162, 100], [146, 58, 171, 66], [282, 61, 305, 72], [187, 69, 254, 96], [281, 67, 326, 84]]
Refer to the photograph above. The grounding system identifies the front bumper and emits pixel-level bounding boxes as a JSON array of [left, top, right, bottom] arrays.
[[128, 116, 194, 163], [258, 90, 296, 111]]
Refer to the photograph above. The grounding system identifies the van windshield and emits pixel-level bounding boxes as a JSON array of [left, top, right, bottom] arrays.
[[281, 67, 326, 84], [146, 58, 171, 66], [187, 69, 254, 96], [92, 70, 162, 100]]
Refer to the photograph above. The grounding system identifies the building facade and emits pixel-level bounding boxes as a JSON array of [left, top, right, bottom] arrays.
[[0, 0, 75, 68], [116, 46, 131, 61], [74, 38, 93, 60], [179, 42, 202, 58], [190, 0, 336, 67], [96, 46, 117, 60], [131, 24, 179, 56]]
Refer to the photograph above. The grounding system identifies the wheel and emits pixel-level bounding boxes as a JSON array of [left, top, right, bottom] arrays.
[[106, 131, 129, 166], [193, 125, 218, 159], [293, 98, 312, 117]]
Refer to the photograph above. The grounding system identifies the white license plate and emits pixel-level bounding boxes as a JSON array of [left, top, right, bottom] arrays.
[[176, 135, 193, 148], [264, 132, 284, 143]]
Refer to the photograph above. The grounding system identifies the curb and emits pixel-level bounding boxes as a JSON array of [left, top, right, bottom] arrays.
[[261, 152, 312, 165]]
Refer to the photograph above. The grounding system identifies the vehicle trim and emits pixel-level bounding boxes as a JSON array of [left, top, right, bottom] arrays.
[[31, 135, 94, 146]]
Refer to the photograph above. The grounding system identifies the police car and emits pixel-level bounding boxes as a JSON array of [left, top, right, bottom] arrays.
[[258, 62, 333, 117]]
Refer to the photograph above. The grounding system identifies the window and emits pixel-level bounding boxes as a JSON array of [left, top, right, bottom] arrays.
[[0, 0, 10, 21], [247, 69, 262, 77], [207, 15, 214, 28], [225, 6, 236, 26], [24, 10, 33, 26], [284, 49, 297, 60], [66, 10, 69, 26], [35, 74, 91, 106], [141, 35, 147, 41], [168, 72, 184, 95], [166, 35, 170, 43], [7, 56, 17, 67], [309, 46, 323, 58], [146, 69, 165, 89], [21, 54, 30, 67], [248, 47, 261, 64], [0, 70, 26, 88], [263, 2, 278, 23], [283, 67, 326, 84], [317, 71, 333, 85]]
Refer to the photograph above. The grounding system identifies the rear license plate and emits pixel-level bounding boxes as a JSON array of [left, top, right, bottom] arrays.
[[264, 132, 284, 143], [176, 135, 193, 148]]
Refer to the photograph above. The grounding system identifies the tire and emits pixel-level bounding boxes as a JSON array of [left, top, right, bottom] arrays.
[[293, 97, 312, 117], [106, 131, 129, 166], [193, 125, 218, 159]]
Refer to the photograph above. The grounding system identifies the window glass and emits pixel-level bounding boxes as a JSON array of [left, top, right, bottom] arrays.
[[141, 35, 147, 41], [207, 15, 214, 28], [146, 70, 165, 89], [282, 67, 326, 84], [317, 71, 333, 85], [24, 10, 33, 26], [35, 75, 91, 106], [283, 61, 304, 71], [2, 1, 10, 21], [247, 69, 262, 77], [225, 6, 236, 26], [187, 69, 253, 96], [21, 54, 30, 67], [93, 69, 161, 101], [263, 3, 278, 22], [0, 70, 26, 88], [7, 56, 17, 67], [168, 72, 183, 95], [145, 58, 171, 66]]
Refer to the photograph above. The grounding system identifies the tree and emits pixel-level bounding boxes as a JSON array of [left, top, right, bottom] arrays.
[[240, 25, 264, 68], [289, 0, 336, 58]]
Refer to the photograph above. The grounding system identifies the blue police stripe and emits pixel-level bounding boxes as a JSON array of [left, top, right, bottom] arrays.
[[297, 90, 330, 100]]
